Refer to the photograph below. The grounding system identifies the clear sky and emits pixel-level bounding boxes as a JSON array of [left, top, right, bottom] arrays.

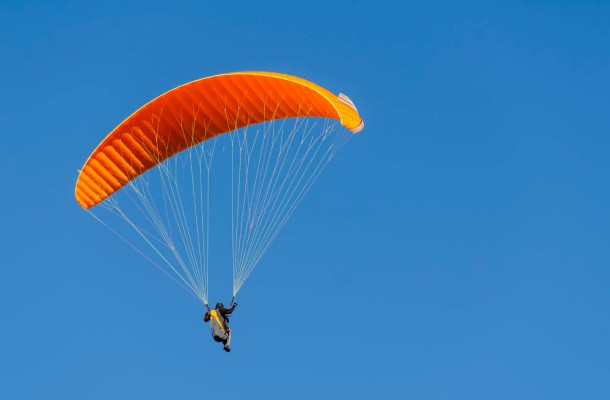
[[1, 1, 610, 399]]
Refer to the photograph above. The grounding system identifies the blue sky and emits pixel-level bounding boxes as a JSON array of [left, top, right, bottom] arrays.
[[1, 1, 610, 399]]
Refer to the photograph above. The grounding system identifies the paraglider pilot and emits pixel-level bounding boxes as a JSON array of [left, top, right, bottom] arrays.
[[204, 301, 237, 352]]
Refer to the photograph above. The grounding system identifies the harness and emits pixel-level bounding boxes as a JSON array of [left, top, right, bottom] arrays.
[[209, 309, 226, 333], [206, 298, 235, 335]]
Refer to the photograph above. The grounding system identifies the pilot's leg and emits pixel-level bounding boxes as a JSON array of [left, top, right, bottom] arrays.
[[224, 329, 232, 351]]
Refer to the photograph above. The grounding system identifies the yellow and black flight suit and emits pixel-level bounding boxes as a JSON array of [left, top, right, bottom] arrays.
[[204, 303, 236, 351]]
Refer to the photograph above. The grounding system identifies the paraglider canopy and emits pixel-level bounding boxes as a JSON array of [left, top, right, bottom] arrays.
[[75, 71, 363, 209], [75, 71, 363, 305]]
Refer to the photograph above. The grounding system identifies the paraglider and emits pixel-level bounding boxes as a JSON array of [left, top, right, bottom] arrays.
[[75, 71, 364, 351], [204, 301, 237, 352]]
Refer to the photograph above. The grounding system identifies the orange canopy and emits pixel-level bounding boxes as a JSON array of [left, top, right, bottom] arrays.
[[75, 71, 364, 209]]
